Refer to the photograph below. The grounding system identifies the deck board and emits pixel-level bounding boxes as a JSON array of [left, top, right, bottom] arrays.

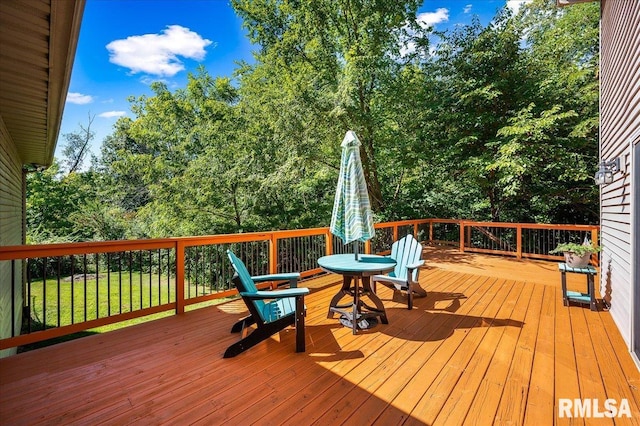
[[461, 281, 534, 425], [493, 282, 544, 425], [522, 285, 556, 426], [320, 275, 493, 425], [347, 274, 493, 425], [1, 248, 639, 425]]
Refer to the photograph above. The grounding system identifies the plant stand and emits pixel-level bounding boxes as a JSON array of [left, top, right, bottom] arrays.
[[559, 263, 598, 311]]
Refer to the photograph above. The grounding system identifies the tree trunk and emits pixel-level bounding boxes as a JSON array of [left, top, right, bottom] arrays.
[[231, 185, 242, 228], [359, 136, 384, 212]]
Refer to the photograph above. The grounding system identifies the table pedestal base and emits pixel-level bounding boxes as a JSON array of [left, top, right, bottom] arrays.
[[327, 275, 388, 334], [338, 313, 378, 330]]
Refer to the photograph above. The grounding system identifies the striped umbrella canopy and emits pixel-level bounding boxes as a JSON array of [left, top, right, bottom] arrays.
[[329, 131, 375, 256]]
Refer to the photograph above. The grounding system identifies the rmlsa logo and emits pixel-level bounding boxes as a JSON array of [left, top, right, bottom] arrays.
[[558, 398, 632, 418]]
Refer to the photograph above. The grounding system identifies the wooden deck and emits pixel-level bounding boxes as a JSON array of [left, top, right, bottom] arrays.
[[1, 248, 639, 425]]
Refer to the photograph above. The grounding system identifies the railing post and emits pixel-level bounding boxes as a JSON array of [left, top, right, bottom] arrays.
[[393, 225, 399, 242], [592, 227, 600, 266], [176, 242, 185, 314], [413, 221, 419, 239], [365, 240, 371, 254], [459, 221, 465, 253], [269, 233, 278, 288], [516, 225, 522, 259], [429, 220, 433, 245], [325, 229, 333, 256]]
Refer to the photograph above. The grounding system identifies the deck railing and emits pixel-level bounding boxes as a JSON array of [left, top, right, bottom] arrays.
[[0, 219, 599, 350]]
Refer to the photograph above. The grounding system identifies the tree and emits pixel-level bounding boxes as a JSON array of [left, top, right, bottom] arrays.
[[26, 161, 102, 242], [496, 0, 600, 223], [408, 0, 599, 223], [61, 113, 95, 174], [29, 0, 601, 244], [232, 0, 431, 213]]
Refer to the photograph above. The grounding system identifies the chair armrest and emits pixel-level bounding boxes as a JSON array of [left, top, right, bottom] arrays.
[[241, 287, 309, 300], [406, 260, 425, 270], [251, 273, 301, 287]]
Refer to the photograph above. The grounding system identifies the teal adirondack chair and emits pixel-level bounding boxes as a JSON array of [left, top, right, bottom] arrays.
[[371, 234, 426, 310], [224, 250, 309, 358]]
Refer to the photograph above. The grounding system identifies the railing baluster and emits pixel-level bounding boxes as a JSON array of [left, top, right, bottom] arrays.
[[149, 251, 153, 307], [176, 242, 185, 314], [83, 254, 87, 323], [186, 247, 191, 299], [96, 253, 100, 319], [11, 259, 15, 337], [56, 258, 61, 328], [27, 258, 32, 333], [128, 251, 133, 312], [70, 256, 75, 325], [202, 245, 207, 293], [208, 246, 214, 292], [167, 249, 171, 303], [107, 253, 111, 316], [118, 252, 123, 315], [139, 251, 143, 310], [42, 256, 47, 330], [157, 250, 162, 305], [194, 247, 199, 298]]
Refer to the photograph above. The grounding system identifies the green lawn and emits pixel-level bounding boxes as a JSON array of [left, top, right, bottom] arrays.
[[23, 272, 236, 342]]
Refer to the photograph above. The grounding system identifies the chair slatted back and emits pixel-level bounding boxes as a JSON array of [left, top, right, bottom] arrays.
[[389, 234, 423, 281], [227, 250, 268, 321]]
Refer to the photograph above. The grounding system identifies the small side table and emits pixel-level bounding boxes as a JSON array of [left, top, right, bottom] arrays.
[[559, 263, 598, 311]]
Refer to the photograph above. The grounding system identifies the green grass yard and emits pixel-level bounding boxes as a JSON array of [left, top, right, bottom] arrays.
[[21, 272, 236, 351]]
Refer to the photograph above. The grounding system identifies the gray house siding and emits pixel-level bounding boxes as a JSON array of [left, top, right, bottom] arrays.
[[599, 0, 640, 366], [0, 117, 24, 358]]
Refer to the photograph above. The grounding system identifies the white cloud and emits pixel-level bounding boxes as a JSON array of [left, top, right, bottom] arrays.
[[399, 8, 449, 57], [506, 0, 532, 16], [416, 8, 449, 29], [140, 76, 170, 86], [66, 92, 94, 104], [98, 111, 127, 118], [106, 25, 213, 77], [464, 4, 473, 14]]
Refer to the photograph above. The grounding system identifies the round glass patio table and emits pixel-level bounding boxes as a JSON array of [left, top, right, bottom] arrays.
[[317, 254, 396, 334]]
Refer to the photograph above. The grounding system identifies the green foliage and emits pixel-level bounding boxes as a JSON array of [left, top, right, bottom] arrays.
[[26, 162, 106, 243], [27, 0, 601, 243], [60, 113, 95, 174], [232, 0, 430, 212], [550, 242, 601, 256]]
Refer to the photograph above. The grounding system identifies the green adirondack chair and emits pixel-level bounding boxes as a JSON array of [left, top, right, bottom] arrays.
[[224, 250, 309, 358], [371, 234, 426, 310]]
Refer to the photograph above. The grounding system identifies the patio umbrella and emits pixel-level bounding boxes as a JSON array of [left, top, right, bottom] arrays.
[[329, 130, 375, 260]]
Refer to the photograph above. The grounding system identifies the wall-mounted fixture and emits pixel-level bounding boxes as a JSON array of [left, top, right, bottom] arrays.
[[594, 157, 621, 185]]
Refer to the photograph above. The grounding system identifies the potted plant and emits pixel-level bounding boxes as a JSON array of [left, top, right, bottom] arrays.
[[550, 242, 601, 268]]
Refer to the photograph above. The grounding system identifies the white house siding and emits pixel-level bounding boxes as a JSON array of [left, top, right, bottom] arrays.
[[599, 0, 640, 358], [0, 116, 23, 358]]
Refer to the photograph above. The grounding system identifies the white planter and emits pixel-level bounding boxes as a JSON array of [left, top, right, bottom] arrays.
[[564, 251, 592, 268]]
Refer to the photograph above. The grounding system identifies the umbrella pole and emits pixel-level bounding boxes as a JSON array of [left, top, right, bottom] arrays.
[[355, 243, 359, 261]]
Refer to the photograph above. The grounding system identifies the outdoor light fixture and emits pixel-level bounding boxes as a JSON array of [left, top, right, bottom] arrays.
[[594, 157, 621, 185]]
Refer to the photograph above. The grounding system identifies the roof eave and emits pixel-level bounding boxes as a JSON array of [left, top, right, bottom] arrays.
[[44, 0, 86, 167]]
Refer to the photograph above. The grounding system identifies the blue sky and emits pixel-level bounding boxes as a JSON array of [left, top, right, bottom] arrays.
[[58, 0, 528, 162]]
